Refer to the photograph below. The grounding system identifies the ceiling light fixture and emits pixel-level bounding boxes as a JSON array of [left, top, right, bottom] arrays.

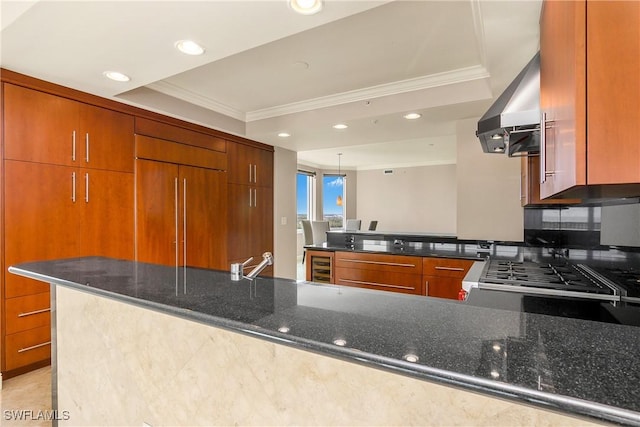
[[403, 354, 419, 363], [289, 0, 323, 15], [404, 113, 422, 120], [333, 338, 347, 347], [333, 124, 348, 130], [278, 132, 291, 138], [103, 71, 130, 82], [175, 40, 205, 56]]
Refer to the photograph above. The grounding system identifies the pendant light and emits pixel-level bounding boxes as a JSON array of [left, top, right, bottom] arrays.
[[336, 153, 343, 206]]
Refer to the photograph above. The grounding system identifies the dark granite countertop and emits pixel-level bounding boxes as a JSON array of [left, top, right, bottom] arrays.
[[305, 241, 523, 261], [9, 257, 640, 426]]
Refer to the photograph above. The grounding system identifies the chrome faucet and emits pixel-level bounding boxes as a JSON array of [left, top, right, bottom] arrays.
[[230, 252, 273, 281]]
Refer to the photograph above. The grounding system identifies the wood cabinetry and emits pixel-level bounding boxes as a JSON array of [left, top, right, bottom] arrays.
[[227, 142, 273, 187], [305, 250, 334, 284], [334, 252, 423, 295], [135, 137, 227, 271], [520, 156, 580, 206], [227, 143, 274, 276], [4, 83, 134, 172], [423, 257, 473, 300], [539, 0, 640, 199]]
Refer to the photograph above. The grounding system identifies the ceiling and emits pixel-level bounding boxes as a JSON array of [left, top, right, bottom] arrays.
[[0, 0, 542, 170]]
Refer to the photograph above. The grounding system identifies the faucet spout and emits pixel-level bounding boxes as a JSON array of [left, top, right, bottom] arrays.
[[245, 252, 273, 280]]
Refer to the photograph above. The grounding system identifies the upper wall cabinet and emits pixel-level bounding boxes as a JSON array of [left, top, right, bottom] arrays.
[[539, 1, 640, 199], [4, 84, 134, 172], [227, 142, 273, 187]]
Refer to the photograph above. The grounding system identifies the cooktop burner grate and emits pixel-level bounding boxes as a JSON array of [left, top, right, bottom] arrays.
[[481, 260, 616, 296]]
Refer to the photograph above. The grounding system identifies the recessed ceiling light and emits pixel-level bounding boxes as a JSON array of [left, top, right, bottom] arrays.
[[175, 40, 205, 56], [289, 0, 323, 15], [333, 124, 348, 130], [403, 113, 422, 120], [333, 338, 347, 347], [278, 326, 290, 333], [103, 71, 130, 82], [278, 132, 291, 138]]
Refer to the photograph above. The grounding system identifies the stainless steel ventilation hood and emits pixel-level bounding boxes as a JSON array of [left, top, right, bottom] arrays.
[[476, 52, 540, 156]]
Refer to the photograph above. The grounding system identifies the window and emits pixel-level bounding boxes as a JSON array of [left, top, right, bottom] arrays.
[[296, 171, 315, 229], [323, 174, 345, 229]]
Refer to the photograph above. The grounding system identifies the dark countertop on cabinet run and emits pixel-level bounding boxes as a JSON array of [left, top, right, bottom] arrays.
[[305, 241, 523, 261], [9, 257, 640, 426]]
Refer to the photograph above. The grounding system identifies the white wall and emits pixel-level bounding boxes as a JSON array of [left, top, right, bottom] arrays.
[[456, 118, 524, 241], [273, 147, 298, 280], [356, 165, 457, 233]]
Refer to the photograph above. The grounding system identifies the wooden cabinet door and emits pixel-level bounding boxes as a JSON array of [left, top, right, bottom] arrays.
[[135, 159, 179, 266], [81, 169, 134, 260], [4, 84, 79, 166], [539, 0, 586, 199], [255, 149, 274, 188], [227, 143, 254, 185], [424, 276, 462, 300], [4, 161, 80, 298], [179, 165, 228, 270], [227, 183, 253, 264], [79, 104, 134, 173], [586, 1, 640, 185], [227, 184, 273, 273], [521, 156, 580, 206], [252, 186, 274, 256]]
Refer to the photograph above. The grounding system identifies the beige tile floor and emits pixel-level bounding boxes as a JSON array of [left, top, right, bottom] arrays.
[[1, 367, 52, 427]]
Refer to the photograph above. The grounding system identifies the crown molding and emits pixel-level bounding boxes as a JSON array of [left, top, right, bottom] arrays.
[[146, 80, 246, 122], [470, 0, 488, 69], [246, 65, 490, 122]]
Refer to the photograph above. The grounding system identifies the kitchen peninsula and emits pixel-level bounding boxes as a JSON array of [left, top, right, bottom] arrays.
[[9, 257, 640, 426]]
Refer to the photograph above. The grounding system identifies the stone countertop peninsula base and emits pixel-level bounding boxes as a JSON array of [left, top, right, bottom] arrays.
[[56, 286, 602, 426]]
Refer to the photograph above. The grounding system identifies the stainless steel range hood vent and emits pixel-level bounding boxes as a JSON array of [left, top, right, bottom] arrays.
[[476, 52, 540, 156]]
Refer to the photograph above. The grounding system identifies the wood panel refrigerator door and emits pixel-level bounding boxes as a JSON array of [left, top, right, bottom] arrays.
[[539, 0, 586, 198], [135, 159, 179, 266], [179, 166, 227, 270], [4, 84, 80, 166], [4, 161, 80, 298], [78, 104, 135, 173], [81, 169, 134, 260]]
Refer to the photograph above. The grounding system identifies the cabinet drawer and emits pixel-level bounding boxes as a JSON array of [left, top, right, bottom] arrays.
[[335, 252, 422, 275], [423, 258, 473, 278], [5, 292, 51, 335], [5, 326, 51, 371], [335, 267, 423, 295]]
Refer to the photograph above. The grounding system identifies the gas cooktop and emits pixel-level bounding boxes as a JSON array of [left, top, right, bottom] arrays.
[[478, 260, 621, 302]]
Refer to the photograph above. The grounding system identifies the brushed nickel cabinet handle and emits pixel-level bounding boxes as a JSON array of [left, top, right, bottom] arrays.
[[18, 341, 51, 353], [340, 259, 416, 268], [339, 278, 415, 291], [183, 178, 187, 291], [249, 164, 252, 183], [425, 280, 429, 295], [253, 188, 257, 207], [253, 164, 257, 183], [85, 173, 89, 203], [249, 188, 252, 207], [18, 308, 51, 318], [71, 172, 76, 202], [85, 133, 90, 163], [72, 131, 76, 161], [434, 266, 465, 271]]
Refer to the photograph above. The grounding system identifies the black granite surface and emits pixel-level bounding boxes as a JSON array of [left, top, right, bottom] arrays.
[[9, 257, 640, 426]]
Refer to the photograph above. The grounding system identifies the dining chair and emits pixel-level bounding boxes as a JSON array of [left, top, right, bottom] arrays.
[[301, 220, 313, 263], [345, 219, 361, 231], [311, 221, 330, 245]]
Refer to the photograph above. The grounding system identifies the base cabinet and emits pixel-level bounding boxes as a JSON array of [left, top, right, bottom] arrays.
[[334, 252, 423, 295], [423, 258, 474, 299]]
